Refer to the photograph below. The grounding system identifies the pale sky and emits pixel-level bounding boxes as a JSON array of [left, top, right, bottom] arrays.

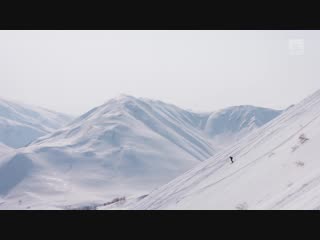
[[0, 30, 319, 115]]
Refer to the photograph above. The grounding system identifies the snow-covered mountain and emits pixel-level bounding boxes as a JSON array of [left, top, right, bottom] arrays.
[[0, 97, 73, 148], [133, 90, 320, 210], [0, 95, 281, 209], [203, 105, 282, 150]]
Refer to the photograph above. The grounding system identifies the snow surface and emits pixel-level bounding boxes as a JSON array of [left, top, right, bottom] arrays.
[[133, 90, 320, 210], [0, 97, 73, 148], [0, 143, 12, 156], [0, 95, 280, 209]]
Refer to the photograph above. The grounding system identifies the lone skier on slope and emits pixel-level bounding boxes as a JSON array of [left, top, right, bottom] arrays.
[[229, 156, 234, 164]]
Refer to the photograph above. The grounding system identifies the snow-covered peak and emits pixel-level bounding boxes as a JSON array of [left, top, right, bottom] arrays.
[[32, 94, 216, 160], [107, 94, 139, 104]]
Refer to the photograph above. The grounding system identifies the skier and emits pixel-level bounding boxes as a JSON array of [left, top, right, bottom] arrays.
[[229, 156, 234, 164]]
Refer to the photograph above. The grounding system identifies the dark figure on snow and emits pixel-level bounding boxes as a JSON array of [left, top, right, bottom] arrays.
[[229, 156, 234, 164]]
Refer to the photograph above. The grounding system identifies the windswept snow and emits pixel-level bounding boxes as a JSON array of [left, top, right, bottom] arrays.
[[0, 95, 281, 209], [133, 90, 320, 210], [0, 97, 73, 148]]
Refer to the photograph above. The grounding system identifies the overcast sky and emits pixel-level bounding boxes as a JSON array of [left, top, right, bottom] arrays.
[[0, 30, 319, 115]]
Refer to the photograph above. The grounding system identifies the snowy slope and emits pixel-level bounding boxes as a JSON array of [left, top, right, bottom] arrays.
[[0, 95, 281, 209], [133, 90, 320, 210], [0, 97, 73, 148]]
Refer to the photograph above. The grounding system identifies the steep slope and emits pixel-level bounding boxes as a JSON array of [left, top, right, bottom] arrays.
[[0, 97, 73, 148], [133, 90, 320, 210], [0, 95, 281, 209]]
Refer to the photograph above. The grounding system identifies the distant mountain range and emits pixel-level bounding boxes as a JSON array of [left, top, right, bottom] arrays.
[[0, 97, 73, 148], [0, 95, 282, 209]]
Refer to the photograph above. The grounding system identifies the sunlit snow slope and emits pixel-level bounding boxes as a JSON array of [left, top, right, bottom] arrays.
[[0, 97, 73, 148], [134, 90, 320, 210]]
